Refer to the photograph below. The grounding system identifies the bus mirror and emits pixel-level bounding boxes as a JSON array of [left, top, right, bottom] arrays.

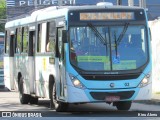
[[62, 30, 67, 43]]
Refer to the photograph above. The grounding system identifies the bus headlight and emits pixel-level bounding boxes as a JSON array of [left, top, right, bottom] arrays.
[[138, 73, 151, 88], [69, 74, 86, 89]]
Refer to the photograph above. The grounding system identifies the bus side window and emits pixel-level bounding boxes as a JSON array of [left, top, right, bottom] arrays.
[[16, 28, 22, 53], [37, 24, 42, 53], [5, 31, 10, 54], [14, 29, 17, 53], [22, 27, 29, 53], [46, 21, 56, 53], [5, 30, 10, 54]]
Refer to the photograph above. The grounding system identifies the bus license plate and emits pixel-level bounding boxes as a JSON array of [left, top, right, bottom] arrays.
[[105, 96, 120, 102]]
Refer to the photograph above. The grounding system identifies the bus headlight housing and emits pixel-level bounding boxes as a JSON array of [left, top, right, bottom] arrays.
[[138, 73, 151, 88], [69, 74, 86, 89]]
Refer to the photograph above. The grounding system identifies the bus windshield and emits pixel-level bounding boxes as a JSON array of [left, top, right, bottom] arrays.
[[69, 25, 148, 71]]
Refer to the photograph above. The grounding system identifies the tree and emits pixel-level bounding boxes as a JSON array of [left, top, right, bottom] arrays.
[[0, 0, 6, 32]]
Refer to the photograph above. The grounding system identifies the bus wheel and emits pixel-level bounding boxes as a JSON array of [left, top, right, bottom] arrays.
[[18, 77, 30, 104], [115, 101, 132, 111], [30, 96, 38, 104], [49, 80, 68, 112]]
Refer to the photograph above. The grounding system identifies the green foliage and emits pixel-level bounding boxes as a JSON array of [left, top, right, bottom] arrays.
[[23, 29, 28, 52], [0, 0, 6, 8], [0, 0, 6, 32]]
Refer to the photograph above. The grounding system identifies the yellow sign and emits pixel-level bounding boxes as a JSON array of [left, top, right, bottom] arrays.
[[43, 58, 46, 71]]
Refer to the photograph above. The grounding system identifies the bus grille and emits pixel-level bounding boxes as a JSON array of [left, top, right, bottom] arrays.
[[90, 91, 135, 100], [81, 74, 140, 80]]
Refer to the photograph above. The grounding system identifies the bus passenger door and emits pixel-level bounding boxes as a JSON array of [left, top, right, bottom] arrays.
[[4, 31, 14, 90], [57, 27, 65, 98], [28, 30, 35, 94]]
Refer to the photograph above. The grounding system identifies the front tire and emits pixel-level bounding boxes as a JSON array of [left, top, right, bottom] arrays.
[[18, 77, 30, 104], [30, 96, 38, 104], [115, 101, 132, 111], [49, 79, 68, 112]]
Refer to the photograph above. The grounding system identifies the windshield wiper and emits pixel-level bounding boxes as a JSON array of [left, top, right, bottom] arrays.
[[113, 31, 118, 58], [116, 23, 129, 46], [88, 23, 107, 45], [114, 23, 129, 58]]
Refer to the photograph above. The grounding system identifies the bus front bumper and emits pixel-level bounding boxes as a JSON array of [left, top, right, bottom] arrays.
[[65, 83, 152, 103]]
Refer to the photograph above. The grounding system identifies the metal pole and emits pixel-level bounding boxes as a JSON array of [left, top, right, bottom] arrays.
[[69, 0, 72, 5], [128, 0, 134, 6], [139, 0, 146, 8], [117, 0, 122, 5], [72, 0, 75, 5], [70, 0, 76, 5], [58, 0, 63, 5], [34, 0, 37, 10]]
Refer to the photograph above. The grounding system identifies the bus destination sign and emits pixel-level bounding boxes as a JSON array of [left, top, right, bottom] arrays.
[[80, 12, 135, 20]]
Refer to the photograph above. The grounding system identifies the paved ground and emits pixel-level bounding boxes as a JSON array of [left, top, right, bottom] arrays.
[[152, 93, 160, 101], [0, 87, 160, 120], [136, 93, 160, 105]]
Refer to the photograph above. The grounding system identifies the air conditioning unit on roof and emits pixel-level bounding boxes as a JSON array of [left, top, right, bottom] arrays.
[[96, 2, 113, 6]]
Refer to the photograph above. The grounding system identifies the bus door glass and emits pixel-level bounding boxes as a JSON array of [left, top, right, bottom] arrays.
[[29, 29, 36, 93], [29, 30, 35, 56], [58, 27, 65, 97]]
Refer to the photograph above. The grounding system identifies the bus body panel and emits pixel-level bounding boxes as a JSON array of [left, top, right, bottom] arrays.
[[4, 56, 14, 90], [14, 55, 30, 94], [35, 55, 56, 98], [65, 80, 151, 103], [35, 56, 49, 98], [65, 71, 151, 103], [28, 56, 35, 93], [134, 83, 152, 100]]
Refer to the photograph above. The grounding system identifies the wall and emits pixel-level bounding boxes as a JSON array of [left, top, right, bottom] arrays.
[[149, 20, 160, 93]]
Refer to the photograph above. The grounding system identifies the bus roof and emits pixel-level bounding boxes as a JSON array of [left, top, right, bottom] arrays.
[[5, 5, 144, 29]]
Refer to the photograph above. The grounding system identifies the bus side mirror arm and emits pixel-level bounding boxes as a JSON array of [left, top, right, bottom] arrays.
[[149, 28, 152, 41], [62, 30, 68, 43]]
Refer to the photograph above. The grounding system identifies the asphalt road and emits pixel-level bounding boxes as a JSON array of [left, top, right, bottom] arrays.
[[0, 88, 160, 120]]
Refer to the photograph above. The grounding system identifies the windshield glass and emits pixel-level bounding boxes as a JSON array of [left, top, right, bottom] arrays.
[[69, 25, 148, 71]]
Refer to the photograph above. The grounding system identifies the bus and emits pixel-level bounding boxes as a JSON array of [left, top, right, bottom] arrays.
[[0, 32, 4, 86], [4, 2, 152, 111]]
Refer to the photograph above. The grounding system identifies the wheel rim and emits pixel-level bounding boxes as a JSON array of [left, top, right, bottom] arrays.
[[52, 82, 59, 109]]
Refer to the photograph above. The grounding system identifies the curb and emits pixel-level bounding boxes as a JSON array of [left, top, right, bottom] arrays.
[[134, 99, 160, 105]]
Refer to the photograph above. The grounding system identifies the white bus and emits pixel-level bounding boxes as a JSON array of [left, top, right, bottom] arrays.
[[4, 3, 152, 111]]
